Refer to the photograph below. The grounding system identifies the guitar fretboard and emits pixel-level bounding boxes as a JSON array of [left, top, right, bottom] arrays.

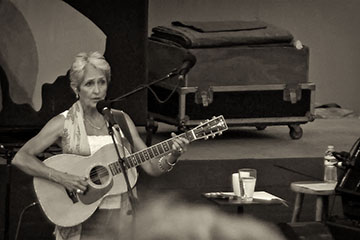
[[108, 131, 194, 176]]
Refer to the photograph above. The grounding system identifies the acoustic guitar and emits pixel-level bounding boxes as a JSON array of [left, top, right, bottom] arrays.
[[33, 115, 228, 227]]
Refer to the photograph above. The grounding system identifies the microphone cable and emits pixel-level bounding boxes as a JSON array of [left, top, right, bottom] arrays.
[[147, 74, 183, 104], [14, 202, 38, 240], [148, 53, 195, 104]]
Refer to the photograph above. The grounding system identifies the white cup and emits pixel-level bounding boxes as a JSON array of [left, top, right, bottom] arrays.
[[232, 173, 241, 197]]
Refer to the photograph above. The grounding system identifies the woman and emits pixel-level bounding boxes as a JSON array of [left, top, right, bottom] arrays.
[[12, 51, 189, 240]]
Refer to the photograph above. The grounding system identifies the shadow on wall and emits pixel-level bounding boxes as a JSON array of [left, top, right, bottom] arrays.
[[0, 0, 106, 112], [0, 0, 148, 128], [0, 0, 39, 108]]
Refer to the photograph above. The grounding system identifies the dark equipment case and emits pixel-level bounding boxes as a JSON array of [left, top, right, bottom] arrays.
[[147, 21, 315, 139]]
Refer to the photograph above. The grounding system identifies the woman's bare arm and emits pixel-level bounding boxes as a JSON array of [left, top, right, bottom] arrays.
[[12, 115, 88, 192]]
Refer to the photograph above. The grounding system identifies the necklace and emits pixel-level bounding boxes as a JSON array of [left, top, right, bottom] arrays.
[[85, 117, 105, 130]]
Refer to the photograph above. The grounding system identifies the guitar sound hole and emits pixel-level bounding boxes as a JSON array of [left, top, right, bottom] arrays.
[[89, 165, 110, 186]]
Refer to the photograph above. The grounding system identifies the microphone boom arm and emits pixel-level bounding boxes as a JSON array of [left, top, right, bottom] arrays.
[[109, 69, 179, 104]]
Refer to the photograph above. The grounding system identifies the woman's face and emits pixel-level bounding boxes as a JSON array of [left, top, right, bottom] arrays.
[[77, 64, 108, 110]]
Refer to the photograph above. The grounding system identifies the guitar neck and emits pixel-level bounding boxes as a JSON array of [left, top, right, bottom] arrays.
[[108, 131, 194, 176]]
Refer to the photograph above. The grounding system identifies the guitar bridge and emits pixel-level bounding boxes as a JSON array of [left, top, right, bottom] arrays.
[[66, 189, 79, 203]]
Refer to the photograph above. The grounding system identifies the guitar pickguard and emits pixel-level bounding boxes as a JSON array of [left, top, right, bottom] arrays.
[[78, 180, 113, 205]]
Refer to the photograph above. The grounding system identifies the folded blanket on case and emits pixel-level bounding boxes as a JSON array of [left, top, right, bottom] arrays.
[[172, 20, 267, 32], [151, 20, 294, 48]]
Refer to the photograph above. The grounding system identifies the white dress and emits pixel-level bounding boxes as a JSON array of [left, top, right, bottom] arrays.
[[61, 110, 138, 209]]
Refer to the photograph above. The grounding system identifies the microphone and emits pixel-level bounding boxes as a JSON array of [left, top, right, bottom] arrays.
[[333, 151, 351, 162], [96, 100, 116, 127], [178, 53, 196, 80], [333, 151, 360, 170], [336, 161, 355, 169]]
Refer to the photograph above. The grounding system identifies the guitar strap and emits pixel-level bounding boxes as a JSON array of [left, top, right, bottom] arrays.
[[113, 109, 135, 152]]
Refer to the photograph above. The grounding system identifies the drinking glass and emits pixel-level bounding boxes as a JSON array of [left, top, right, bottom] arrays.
[[238, 168, 257, 201]]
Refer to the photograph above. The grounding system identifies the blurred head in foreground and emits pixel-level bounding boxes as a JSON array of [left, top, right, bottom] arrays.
[[123, 195, 286, 240]]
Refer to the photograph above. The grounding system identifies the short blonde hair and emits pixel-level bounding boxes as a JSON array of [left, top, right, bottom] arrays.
[[69, 51, 111, 88]]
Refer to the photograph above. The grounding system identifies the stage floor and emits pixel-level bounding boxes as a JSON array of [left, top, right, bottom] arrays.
[[142, 117, 360, 160], [1, 117, 359, 164]]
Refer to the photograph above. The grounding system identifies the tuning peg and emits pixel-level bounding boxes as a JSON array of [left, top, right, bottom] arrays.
[[204, 136, 209, 140], [211, 134, 216, 138], [219, 131, 223, 135]]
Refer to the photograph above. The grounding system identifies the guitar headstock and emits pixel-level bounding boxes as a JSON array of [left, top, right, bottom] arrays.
[[190, 115, 228, 141]]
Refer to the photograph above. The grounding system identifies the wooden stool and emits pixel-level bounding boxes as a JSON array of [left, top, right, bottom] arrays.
[[290, 181, 336, 222]]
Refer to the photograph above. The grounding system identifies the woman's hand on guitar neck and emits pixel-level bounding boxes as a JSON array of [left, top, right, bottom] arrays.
[[170, 132, 190, 160]]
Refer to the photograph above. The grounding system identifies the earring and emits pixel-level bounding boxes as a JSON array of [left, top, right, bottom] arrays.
[[76, 93, 79, 99]]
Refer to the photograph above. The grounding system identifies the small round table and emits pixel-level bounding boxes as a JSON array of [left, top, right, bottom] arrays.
[[202, 192, 286, 214], [290, 181, 336, 222]]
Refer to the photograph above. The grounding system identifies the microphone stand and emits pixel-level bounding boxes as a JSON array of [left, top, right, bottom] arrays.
[[103, 68, 182, 237], [1, 145, 15, 240], [106, 123, 138, 215]]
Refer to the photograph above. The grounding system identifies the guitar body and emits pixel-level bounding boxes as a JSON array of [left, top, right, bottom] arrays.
[[33, 144, 137, 227]]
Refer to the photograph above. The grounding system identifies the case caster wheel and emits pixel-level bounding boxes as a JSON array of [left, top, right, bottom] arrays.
[[289, 124, 303, 140], [256, 125, 267, 131]]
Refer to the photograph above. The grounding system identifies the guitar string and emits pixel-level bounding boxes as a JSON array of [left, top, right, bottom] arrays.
[[87, 132, 197, 179], [87, 144, 174, 179], [88, 124, 225, 179]]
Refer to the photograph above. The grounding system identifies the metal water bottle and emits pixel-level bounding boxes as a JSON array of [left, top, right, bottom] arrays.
[[324, 145, 337, 182]]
